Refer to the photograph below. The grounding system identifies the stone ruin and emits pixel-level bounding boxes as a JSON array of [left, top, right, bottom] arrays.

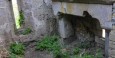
[[1, 0, 115, 58]]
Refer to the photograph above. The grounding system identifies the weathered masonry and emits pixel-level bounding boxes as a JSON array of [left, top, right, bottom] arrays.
[[1, 0, 115, 58], [52, 0, 115, 58]]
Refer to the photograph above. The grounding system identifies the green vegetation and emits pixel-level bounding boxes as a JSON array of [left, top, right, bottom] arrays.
[[21, 28, 32, 35], [9, 42, 25, 58], [82, 53, 94, 58], [72, 48, 103, 58], [73, 52, 94, 58], [78, 42, 91, 49], [16, 10, 25, 29], [36, 35, 103, 58], [36, 35, 60, 51], [18, 10, 25, 27], [73, 47, 81, 54], [36, 35, 71, 58], [95, 49, 103, 58]]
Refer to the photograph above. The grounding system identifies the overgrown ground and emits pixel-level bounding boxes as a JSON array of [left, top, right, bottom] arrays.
[[5, 35, 104, 58]]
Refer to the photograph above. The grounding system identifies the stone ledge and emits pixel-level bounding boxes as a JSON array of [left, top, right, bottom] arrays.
[[52, 0, 115, 5]]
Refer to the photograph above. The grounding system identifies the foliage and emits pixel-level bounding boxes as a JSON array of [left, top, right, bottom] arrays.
[[54, 49, 70, 58], [73, 53, 94, 58], [73, 47, 81, 54], [78, 42, 91, 49], [9, 53, 17, 58], [95, 49, 103, 58], [82, 53, 94, 58], [21, 28, 32, 35], [36, 35, 60, 51], [61, 51, 70, 58], [9, 53, 24, 58], [19, 10, 25, 27], [36, 35, 103, 58], [9, 42, 25, 55], [16, 10, 25, 29], [36, 35, 71, 58]]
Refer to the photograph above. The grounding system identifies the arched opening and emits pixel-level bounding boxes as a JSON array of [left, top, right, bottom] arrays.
[[57, 11, 102, 44]]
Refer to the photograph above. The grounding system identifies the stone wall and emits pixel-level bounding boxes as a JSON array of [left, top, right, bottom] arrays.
[[0, 0, 14, 56], [52, 0, 115, 4], [0, 0, 14, 44], [17, 0, 57, 42], [109, 3, 115, 58]]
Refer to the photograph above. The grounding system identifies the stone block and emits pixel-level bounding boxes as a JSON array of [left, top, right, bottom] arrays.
[[52, 2, 112, 28], [109, 50, 115, 56]]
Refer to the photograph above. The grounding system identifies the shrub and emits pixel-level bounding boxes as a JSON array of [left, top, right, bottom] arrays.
[[9, 42, 25, 55], [78, 42, 91, 49], [95, 49, 103, 58], [21, 28, 32, 35], [9, 53, 17, 58], [73, 47, 81, 55], [19, 10, 25, 26], [36, 35, 71, 58], [36, 35, 60, 51], [82, 54, 94, 58]]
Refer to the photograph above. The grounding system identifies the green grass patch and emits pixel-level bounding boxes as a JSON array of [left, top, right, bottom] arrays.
[[36, 35, 71, 58], [9, 42, 25, 58], [21, 28, 32, 35], [16, 10, 25, 29]]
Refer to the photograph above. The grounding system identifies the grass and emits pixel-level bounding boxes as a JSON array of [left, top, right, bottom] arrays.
[[36, 35, 71, 58], [9, 42, 25, 58], [36, 35, 103, 58], [21, 28, 32, 35], [73, 47, 81, 54]]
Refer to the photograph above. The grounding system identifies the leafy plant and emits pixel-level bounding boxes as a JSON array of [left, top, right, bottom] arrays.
[[9, 53, 17, 58], [82, 53, 94, 58], [78, 42, 91, 49], [95, 49, 103, 58], [19, 10, 25, 27], [9, 53, 24, 58], [36, 35, 60, 51], [9, 42, 25, 55], [21, 28, 32, 35], [73, 47, 81, 54], [61, 51, 70, 58], [36, 35, 70, 58]]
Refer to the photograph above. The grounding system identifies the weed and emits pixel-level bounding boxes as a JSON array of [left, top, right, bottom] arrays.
[[19, 10, 25, 27], [9, 53, 24, 58], [73, 47, 81, 55], [9, 42, 25, 55], [36, 35, 60, 51], [95, 49, 103, 58], [78, 42, 91, 49], [21, 28, 32, 35], [9, 53, 17, 58], [36, 35, 71, 58], [82, 53, 94, 58]]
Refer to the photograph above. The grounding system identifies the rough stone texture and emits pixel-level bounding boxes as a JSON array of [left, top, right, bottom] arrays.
[[24, 42, 53, 58], [17, 0, 57, 42], [0, 0, 14, 57], [109, 30, 115, 57], [57, 12, 102, 45], [52, 2, 112, 29], [52, 0, 115, 4], [0, 0, 14, 47], [109, 3, 115, 57]]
